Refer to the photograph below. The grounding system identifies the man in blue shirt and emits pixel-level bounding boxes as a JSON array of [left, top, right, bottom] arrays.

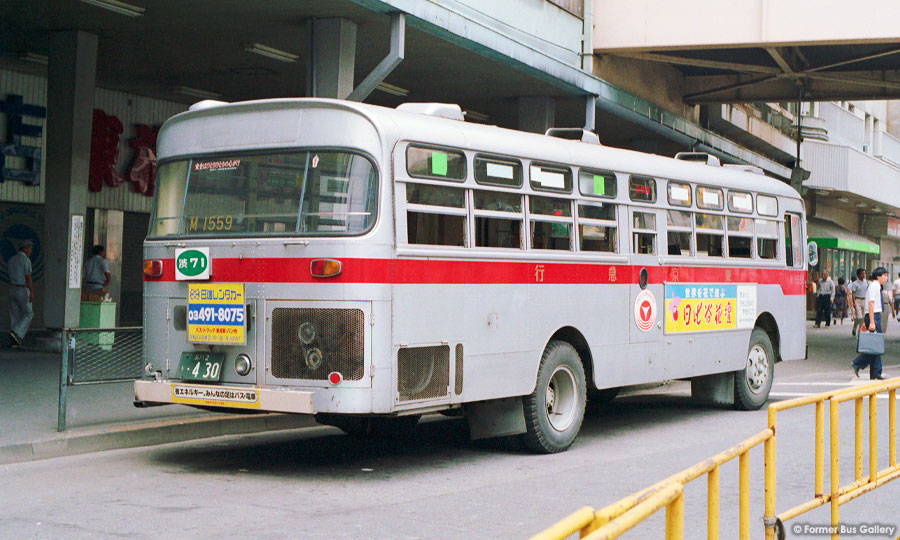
[[7, 239, 34, 346]]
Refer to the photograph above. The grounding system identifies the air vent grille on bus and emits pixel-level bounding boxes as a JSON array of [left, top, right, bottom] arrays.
[[397, 345, 450, 402], [271, 308, 364, 381], [454, 344, 464, 396]]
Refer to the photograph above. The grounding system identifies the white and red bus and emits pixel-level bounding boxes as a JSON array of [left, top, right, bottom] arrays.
[[135, 99, 807, 453]]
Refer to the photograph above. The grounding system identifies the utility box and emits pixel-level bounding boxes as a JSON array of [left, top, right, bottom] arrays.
[[79, 301, 116, 347]]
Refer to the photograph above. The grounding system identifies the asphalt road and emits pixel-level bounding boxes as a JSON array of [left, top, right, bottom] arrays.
[[1, 324, 898, 540]]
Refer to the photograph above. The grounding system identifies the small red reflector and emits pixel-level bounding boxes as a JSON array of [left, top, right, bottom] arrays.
[[310, 259, 342, 278], [143, 259, 163, 277], [328, 372, 343, 385]]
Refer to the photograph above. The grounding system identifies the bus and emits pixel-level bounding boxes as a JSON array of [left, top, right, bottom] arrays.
[[134, 98, 807, 453]]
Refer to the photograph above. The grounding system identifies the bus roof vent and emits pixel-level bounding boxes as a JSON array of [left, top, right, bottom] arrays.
[[674, 152, 721, 166], [544, 128, 601, 145], [188, 100, 228, 112], [723, 164, 765, 175], [396, 103, 465, 121]]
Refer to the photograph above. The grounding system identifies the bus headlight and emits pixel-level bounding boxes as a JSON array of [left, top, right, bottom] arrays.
[[305, 348, 324, 370], [234, 354, 253, 376], [298, 322, 316, 345]]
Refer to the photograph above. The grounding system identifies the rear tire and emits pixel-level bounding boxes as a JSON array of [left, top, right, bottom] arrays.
[[734, 327, 775, 410], [521, 341, 586, 454]]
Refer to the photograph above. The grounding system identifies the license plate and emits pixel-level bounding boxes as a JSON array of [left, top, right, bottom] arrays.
[[178, 352, 225, 382]]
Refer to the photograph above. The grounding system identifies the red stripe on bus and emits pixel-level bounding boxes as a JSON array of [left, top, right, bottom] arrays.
[[146, 258, 808, 295]]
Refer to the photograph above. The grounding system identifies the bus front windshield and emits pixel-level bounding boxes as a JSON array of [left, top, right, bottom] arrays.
[[149, 151, 377, 237]]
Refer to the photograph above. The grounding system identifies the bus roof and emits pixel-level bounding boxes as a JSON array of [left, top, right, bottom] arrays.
[[164, 98, 802, 201]]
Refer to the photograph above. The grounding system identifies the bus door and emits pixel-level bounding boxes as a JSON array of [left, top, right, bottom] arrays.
[[629, 208, 664, 344]]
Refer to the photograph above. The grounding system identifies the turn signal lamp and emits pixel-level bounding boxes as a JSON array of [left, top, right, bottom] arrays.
[[310, 259, 341, 278], [143, 259, 163, 277]]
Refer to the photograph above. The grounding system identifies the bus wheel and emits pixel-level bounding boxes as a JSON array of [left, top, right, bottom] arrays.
[[734, 328, 775, 410], [317, 414, 420, 439], [522, 341, 586, 453]]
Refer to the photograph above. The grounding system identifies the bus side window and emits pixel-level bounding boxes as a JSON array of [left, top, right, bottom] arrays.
[[784, 213, 803, 267], [727, 217, 753, 258], [666, 209, 692, 256], [695, 213, 724, 257], [756, 218, 779, 260], [474, 190, 523, 249], [578, 203, 617, 253], [529, 196, 572, 251], [404, 184, 466, 247], [633, 211, 656, 255]]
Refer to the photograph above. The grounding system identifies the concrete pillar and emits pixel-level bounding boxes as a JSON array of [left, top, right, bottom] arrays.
[[307, 18, 357, 99], [44, 30, 97, 329], [518, 97, 556, 134]]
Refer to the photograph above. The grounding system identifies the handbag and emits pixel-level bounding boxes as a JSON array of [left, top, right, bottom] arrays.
[[857, 331, 885, 355]]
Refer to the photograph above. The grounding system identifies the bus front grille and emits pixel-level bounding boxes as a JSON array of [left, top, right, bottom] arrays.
[[397, 346, 450, 402], [271, 308, 364, 381]]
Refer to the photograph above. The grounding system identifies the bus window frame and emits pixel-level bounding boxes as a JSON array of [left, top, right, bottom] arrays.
[[696, 185, 725, 211], [148, 147, 382, 240], [402, 182, 469, 248], [529, 161, 573, 194], [666, 181, 692, 208], [577, 201, 618, 254], [578, 167, 618, 199], [474, 153, 524, 188], [628, 175, 657, 203], [694, 212, 725, 258], [528, 195, 574, 251], [472, 187, 525, 250], [665, 209, 693, 256], [756, 194, 779, 217], [406, 144, 467, 182], [727, 190, 754, 214]]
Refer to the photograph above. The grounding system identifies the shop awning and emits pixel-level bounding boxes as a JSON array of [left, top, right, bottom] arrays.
[[807, 217, 880, 255]]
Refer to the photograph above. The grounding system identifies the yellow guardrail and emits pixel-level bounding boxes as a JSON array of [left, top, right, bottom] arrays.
[[530, 377, 900, 540]]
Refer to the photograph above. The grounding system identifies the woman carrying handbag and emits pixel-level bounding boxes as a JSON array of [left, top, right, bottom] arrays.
[[851, 267, 888, 380]]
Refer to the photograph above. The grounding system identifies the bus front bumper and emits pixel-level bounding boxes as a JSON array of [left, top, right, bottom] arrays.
[[134, 380, 317, 414]]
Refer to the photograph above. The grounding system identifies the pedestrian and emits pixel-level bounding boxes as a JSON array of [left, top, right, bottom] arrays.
[[882, 274, 895, 332], [7, 239, 34, 347], [850, 268, 868, 336], [833, 277, 849, 325], [814, 270, 835, 328], [81, 245, 110, 302], [893, 272, 900, 321], [851, 267, 889, 380]]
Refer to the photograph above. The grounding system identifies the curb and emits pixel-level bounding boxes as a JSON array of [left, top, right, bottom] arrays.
[[0, 413, 319, 465]]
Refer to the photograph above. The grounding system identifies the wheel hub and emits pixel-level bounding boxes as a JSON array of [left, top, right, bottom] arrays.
[[747, 344, 769, 394]]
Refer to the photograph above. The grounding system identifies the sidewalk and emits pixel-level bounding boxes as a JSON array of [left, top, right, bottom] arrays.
[[0, 347, 315, 465]]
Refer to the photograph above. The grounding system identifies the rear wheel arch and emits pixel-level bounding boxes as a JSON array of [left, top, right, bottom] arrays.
[[546, 326, 594, 390], [754, 312, 781, 362]]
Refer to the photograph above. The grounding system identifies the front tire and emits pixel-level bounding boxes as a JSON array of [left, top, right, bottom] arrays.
[[734, 327, 775, 410], [521, 341, 586, 453]]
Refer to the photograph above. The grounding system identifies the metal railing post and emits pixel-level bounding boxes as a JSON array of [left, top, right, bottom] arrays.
[[57, 328, 68, 432], [890, 389, 897, 467], [739, 451, 749, 540], [707, 466, 719, 540], [830, 399, 840, 540], [665, 492, 684, 540], [764, 407, 776, 540], [869, 394, 877, 483], [854, 398, 863, 481], [815, 401, 824, 496]]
